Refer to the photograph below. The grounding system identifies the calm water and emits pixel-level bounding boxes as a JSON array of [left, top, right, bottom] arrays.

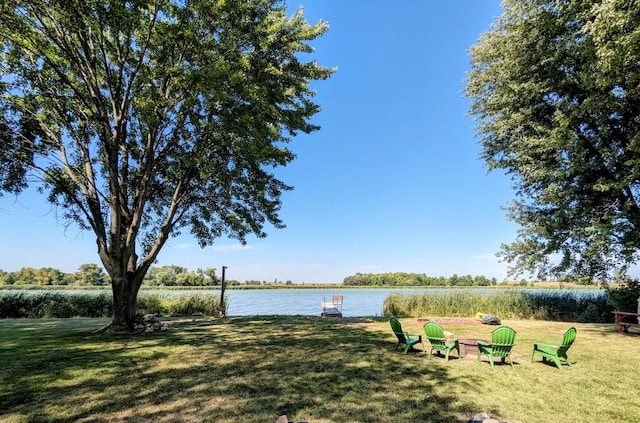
[[224, 288, 414, 317], [2, 288, 605, 317]]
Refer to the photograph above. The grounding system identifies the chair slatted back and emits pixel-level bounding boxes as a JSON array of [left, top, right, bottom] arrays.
[[490, 326, 516, 358], [390, 317, 406, 343], [558, 327, 577, 355], [424, 322, 446, 348]]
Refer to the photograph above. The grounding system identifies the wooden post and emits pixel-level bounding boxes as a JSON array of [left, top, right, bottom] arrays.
[[219, 266, 227, 317]]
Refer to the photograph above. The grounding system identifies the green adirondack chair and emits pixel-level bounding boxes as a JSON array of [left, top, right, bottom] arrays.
[[390, 317, 425, 354], [477, 326, 517, 368], [530, 327, 576, 369], [423, 321, 460, 361]]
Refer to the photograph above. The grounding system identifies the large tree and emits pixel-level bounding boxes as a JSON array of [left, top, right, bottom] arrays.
[[465, 0, 640, 280], [0, 0, 334, 331]]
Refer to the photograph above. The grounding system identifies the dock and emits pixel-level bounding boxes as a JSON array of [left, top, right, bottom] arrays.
[[321, 295, 343, 317]]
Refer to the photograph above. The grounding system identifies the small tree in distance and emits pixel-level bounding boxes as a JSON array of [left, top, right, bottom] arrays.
[[75, 264, 108, 286], [0, 0, 334, 331]]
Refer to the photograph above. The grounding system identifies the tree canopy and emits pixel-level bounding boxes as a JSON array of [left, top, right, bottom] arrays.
[[0, 0, 334, 331], [342, 272, 497, 287], [465, 0, 640, 280]]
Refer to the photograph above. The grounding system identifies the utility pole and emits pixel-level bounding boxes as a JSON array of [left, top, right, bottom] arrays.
[[219, 266, 228, 317]]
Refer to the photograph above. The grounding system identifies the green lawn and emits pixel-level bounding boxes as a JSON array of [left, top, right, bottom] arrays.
[[1, 316, 638, 422]]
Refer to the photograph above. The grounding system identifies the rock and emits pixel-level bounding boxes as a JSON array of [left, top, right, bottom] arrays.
[[468, 411, 518, 423], [133, 314, 168, 333], [470, 412, 489, 422]]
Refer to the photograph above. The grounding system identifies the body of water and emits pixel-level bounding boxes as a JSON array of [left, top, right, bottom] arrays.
[[224, 288, 408, 317]]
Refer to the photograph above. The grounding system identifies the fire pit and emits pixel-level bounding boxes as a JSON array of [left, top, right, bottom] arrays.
[[457, 338, 487, 358]]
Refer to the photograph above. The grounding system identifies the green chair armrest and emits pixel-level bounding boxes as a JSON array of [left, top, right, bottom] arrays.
[[534, 341, 559, 349], [476, 340, 490, 346]]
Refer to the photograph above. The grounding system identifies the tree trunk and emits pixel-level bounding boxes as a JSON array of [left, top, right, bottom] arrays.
[[103, 272, 142, 332]]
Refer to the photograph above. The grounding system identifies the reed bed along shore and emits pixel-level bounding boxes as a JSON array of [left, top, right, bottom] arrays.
[[0, 292, 225, 318], [383, 290, 611, 322]]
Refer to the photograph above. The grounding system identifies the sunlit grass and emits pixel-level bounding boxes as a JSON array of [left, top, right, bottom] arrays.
[[0, 316, 638, 422]]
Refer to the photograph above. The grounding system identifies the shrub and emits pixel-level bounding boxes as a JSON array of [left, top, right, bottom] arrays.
[[604, 277, 640, 313], [0, 293, 31, 318], [137, 294, 169, 316]]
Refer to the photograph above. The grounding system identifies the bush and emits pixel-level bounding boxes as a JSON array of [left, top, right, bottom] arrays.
[[604, 277, 640, 313], [0, 293, 31, 318], [137, 294, 170, 316]]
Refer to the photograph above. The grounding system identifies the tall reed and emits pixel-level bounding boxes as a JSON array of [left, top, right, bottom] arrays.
[[0, 292, 226, 318], [382, 290, 611, 322]]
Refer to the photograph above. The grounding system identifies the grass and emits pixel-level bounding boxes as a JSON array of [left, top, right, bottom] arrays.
[[0, 316, 639, 422]]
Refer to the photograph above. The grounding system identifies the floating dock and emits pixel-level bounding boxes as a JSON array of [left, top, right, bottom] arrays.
[[321, 295, 343, 317]]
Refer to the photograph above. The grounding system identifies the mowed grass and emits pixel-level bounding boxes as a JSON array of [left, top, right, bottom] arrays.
[[0, 316, 639, 422]]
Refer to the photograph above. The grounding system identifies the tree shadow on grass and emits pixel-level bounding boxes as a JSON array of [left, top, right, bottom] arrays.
[[0, 316, 480, 422]]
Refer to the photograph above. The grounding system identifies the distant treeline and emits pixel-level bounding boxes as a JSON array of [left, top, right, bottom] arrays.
[[0, 264, 232, 287], [343, 272, 499, 287]]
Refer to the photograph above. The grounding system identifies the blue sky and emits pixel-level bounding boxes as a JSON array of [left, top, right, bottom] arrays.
[[0, 0, 522, 283]]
